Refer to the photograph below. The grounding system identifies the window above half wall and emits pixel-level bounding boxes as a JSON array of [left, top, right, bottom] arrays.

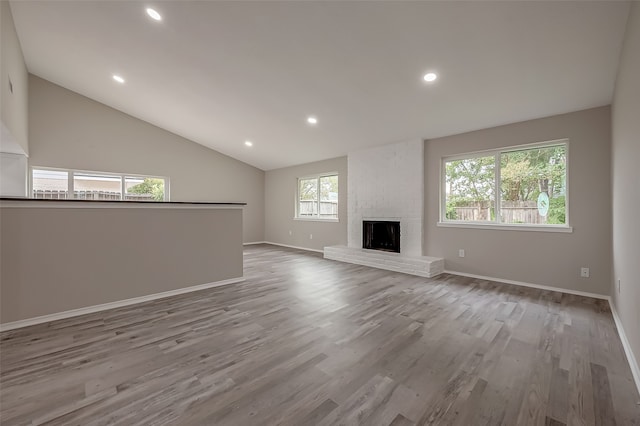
[[31, 167, 169, 202]]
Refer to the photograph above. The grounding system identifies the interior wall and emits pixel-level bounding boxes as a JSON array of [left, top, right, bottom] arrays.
[[265, 156, 347, 251], [28, 75, 265, 243], [425, 106, 612, 296], [0, 204, 243, 324], [0, 152, 27, 196], [611, 2, 640, 385], [0, 1, 28, 155]]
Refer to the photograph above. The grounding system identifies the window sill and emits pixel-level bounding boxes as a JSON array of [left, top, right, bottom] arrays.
[[294, 217, 339, 223], [437, 221, 573, 233]]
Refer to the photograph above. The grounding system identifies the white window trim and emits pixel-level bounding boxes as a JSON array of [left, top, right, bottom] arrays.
[[29, 166, 170, 201], [437, 222, 573, 233], [294, 172, 339, 222], [440, 139, 571, 232], [293, 217, 339, 223]]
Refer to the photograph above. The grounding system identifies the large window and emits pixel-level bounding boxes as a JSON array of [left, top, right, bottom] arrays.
[[31, 167, 168, 201], [442, 141, 568, 228], [296, 173, 338, 220]]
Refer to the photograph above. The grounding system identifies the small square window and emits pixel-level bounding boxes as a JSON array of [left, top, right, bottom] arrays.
[[297, 174, 338, 220]]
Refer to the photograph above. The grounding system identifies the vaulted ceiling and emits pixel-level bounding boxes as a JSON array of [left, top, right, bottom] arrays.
[[10, 1, 630, 170]]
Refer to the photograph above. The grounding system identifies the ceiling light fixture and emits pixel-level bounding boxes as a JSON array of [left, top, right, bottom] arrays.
[[307, 116, 318, 125], [244, 141, 253, 147], [423, 72, 438, 82], [146, 8, 162, 21], [112, 74, 125, 84]]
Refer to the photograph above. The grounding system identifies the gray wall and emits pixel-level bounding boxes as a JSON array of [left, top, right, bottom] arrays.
[[0, 152, 27, 196], [611, 3, 640, 379], [425, 106, 612, 296], [265, 156, 347, 251], [28, 75, 265, 243], [0, 204, 243, 324], [0, 1, 28, 154]]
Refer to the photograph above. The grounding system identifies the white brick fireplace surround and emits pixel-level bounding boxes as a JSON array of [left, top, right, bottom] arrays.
[[324, 140, 444, 278]]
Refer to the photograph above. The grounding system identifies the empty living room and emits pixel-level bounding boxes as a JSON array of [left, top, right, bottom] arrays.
[[1, 1, 639, 425]]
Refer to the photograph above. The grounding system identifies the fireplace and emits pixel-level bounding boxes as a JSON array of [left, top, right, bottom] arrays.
[[363, 221, 400, 253]]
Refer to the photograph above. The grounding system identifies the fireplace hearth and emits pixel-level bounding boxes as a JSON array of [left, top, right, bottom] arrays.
[[363, 221, 400, 253]]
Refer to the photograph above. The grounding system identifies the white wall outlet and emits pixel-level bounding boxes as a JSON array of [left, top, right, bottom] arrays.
[[309, 234, 313, 240], [458, 249, 465, 258], [580, 267, 590, 278], [289, 230, 292, 236]]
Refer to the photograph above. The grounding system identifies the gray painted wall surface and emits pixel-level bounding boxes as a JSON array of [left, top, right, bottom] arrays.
[[0, 1, 29, 154], [424, 106, 612, 296], [0, 204, 243, 323], [265, 156, 347, 251], [28, 75, 264, 243], [611, 2, 640, 379]]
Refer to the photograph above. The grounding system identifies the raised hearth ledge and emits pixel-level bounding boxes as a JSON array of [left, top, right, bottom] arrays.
[[324, 245, 444, 278]]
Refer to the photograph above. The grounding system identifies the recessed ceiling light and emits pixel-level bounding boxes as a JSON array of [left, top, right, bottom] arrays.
[[423, 72, 438, 82], [244, 140, 253, 147], [146, 8, 162, 21], [112, 74, 125, 84], [307, 116, 318, 125]]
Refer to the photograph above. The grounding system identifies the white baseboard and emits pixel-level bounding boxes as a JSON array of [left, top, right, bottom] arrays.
[[443, 270, 609, 300], [262, 241, 324, 254], [608, 299, 640, 397], [0, 277, 244, 332], [243, 241, 267, 245]]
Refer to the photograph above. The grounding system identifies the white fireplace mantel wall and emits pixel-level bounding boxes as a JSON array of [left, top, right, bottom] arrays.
[[347, 139, 424, 257]]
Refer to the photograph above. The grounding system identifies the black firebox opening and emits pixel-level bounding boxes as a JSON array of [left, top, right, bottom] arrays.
[[363, 221, 400, 253]]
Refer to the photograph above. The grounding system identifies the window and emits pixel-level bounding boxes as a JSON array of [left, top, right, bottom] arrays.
[[74, 172, 122, 200], [31, 167, 168, 201], [445, 155, 496, 222], [296, 173, 338, 220], [31, 169, 69, 199], [442, 141, 568, 229]]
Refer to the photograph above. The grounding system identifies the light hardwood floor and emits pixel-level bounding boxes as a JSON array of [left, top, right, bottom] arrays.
[[1, 244, 639, 425]]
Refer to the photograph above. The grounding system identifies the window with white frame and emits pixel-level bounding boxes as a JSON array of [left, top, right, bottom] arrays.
[[442, 140, 568, 227], [296, 174, 338, 220], [31, 168, 169, 201]]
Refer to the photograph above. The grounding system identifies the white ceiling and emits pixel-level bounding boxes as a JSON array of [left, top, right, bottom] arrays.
[[10, 1, 630, 171]]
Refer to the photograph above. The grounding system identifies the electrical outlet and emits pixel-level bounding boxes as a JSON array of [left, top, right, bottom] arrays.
[[458, 249, 465, 258], [580, 267, 590, 278], [309, 234, 313, 240], [289, 230, 292, 236]]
